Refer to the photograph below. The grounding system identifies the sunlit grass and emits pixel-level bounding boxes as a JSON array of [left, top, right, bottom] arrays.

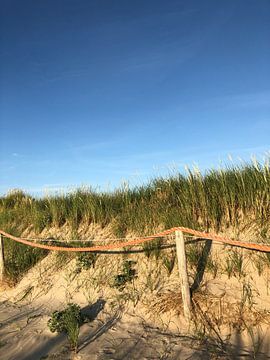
[[1, 159, 269, 235], [0, 159, 269, 282]]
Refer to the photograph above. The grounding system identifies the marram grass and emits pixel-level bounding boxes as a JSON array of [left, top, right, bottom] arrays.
[[0, 159, 269, 281], [1, 159, 269, 235]]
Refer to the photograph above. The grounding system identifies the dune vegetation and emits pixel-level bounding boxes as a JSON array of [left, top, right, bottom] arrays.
[[1, 159, 270, 358], [0, 159, 269, 282]]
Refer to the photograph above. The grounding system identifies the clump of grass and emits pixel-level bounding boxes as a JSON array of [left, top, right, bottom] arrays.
[[224, 249, 245, 278], [3, 234, 48, 283]]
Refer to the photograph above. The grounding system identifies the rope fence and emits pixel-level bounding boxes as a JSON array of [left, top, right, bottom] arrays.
[[1, 227, 270, 252], [1, 226, 270, 322]]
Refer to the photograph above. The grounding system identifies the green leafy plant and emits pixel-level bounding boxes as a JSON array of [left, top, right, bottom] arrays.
[[47, 303, 85, 352], [113, 260, 137, 291], [75, 252, 97, 273]]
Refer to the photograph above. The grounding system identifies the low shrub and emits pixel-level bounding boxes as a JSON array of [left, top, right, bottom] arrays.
[[47, 303, 86, 352]]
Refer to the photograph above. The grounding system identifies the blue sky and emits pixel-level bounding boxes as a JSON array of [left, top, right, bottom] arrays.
[[1, 0, 269, 195]]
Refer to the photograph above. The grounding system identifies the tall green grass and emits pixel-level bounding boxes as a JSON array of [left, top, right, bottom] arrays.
[[0, 160, 269, 281], [1, 160, 269, 236]]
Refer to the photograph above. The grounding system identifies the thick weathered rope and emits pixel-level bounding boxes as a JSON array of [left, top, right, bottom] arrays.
[[1, 227, 270, 252]]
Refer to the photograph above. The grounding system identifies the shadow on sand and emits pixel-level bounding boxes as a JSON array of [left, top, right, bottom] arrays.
[[21, 298, 110, 360]]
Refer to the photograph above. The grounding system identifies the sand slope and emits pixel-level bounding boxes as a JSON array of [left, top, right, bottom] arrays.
[[1, 230, 270, 359]]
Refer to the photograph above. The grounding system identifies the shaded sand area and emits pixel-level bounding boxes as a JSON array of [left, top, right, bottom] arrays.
[[0, 299, 208, 360], [1, 296, 270, 360]]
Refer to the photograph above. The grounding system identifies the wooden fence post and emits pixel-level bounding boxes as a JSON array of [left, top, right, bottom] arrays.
[[0, 234, 4, 282], [175, 230, 191, 322]]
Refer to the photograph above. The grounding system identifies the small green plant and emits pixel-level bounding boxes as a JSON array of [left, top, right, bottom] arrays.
[[113, 260, 137, 291], [75, 252, 97, 273], [47, 303, 85, 352]]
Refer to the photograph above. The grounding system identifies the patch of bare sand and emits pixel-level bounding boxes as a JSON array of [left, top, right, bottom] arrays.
[[0, 298, 209, 360]]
